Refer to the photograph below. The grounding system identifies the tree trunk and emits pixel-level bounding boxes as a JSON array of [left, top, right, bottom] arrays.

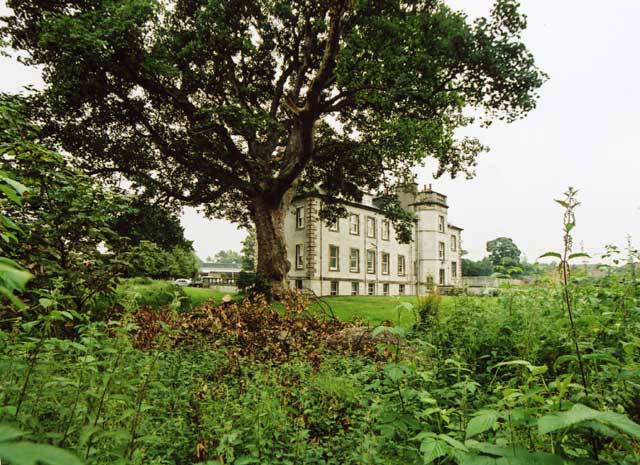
[[250, 189, 295, 298]]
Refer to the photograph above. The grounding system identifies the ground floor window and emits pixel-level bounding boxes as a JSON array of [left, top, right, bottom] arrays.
[[383, 283, 389, 296], [351, 282, 359, 296], [368, 282, 375, 296], [399, 284, 405, 295], [439, 269, 446, 286], [330, 280, 339, 296], [295, 279, 303, 289], [451, 261, 457, 278]]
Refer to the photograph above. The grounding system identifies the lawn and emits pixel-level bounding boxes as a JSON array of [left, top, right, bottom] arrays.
[[182, 286, 235, 306]]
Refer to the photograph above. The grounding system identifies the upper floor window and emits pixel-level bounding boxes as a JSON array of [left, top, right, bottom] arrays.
[[296, 206, 305, 229], [439, 241, 445, 260], [382, 220, 390, 240], [349, 214, 360, 235], [329, 245, 339, 271], [398, 255, 406, 276], [328, 219, 339, 232], [349, 248, 360, 272], [438, 215, 445, 233], [381, 252, 390, 275], [366, 217, 376, 238], [367, 249, 376, 274], [295, 244, 304, 270], [451, 235, 457, 252]]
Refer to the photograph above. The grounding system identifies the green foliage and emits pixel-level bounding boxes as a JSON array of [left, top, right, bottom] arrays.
[[207, 249, 242, 266], [1, 95, 130, 312], [414, 292, 442, 332], [240, 229, 257, 271], [0, 171, 33, 307], [486, 237, 522, 268], [125, 241, 199, 280], [236, 271, 272, 298], [111, 196, 192, 250], [0, 424, 83, 465], [462, 257, 494, 277], [96, 278, 190, 313]]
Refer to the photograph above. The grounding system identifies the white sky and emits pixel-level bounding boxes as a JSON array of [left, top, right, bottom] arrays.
[[2, 1, 639, 261]]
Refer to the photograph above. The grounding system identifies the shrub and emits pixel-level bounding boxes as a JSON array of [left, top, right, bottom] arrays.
[[414, 291, 442, 332], [236, 271, 271, 298]]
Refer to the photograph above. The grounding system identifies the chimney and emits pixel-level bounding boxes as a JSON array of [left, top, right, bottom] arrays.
[[428, 183, 432, 191]]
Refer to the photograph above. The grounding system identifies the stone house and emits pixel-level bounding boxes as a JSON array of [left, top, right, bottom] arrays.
[[284, 185, 463, 296]]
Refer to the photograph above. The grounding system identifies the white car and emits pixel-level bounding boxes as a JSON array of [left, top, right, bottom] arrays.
[[173, 278, 192, 287]]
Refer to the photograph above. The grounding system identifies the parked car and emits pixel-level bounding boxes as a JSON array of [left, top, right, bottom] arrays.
[[172, 278, 192, 287]]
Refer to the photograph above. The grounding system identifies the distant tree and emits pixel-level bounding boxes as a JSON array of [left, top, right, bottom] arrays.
[[111, 197, 192, 250], [127, 241, 198, 279], [2, 0, 546, 295], [486, 237, 522, 268], [241, 230, 257, 271], [208, 250, 242, 266], [462, 257, 494, 277]]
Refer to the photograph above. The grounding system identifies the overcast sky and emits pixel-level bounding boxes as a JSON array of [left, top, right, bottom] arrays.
[[2, 1, 639, 262]]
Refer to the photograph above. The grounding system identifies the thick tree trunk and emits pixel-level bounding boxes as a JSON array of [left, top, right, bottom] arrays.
[[250, 189, 295, 298]]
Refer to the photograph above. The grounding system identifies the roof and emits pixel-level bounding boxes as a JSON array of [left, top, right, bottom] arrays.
[[448, 224, 464, 231], [200, 263, 242, 272]]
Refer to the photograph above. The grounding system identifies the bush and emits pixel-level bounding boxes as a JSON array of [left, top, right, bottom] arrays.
[[414, 291, 442, 332], [236, 271, 271, 298], [94, 279, 190, 314]]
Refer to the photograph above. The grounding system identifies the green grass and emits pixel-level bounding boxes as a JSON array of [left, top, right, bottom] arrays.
[[182, 286, 233, 306], [311, 295, 420, 326]]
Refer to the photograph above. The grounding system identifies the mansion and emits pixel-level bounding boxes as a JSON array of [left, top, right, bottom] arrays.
[[284, 185, 462, 296]]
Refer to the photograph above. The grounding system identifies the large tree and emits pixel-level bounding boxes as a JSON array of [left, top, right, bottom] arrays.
[[486, 236, 522, 268], [1, 0, 545, 295]]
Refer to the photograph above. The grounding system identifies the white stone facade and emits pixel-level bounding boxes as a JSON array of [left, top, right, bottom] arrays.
[[284, 186, 463, 296]]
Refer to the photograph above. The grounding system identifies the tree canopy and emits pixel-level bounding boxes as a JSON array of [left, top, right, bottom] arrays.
[[1, 0, 546, 294], [486, 236, 522, 268]]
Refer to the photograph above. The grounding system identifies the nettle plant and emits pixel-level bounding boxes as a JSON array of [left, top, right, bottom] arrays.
[[540, 187, 591, 392]]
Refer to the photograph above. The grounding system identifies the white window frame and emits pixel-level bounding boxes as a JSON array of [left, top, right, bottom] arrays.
[[399, 284, 405, 296], [451, 235, 457, 252], [366, 216, 376, 238], [296, 206, 305, 229], [329, 219, 339, 232], [451, 261, 457, 278], [295, 244, 304, 270], [349, 214, 359, 235], [382, 220, 390, 240], [439, 269, 446, 285], [367, 249, 376, 274], [367, 282, 376, 296], [329, 245, 339, 271], [351, 281, 359, 296], [439, 241, 445, 260], [330, 281, 339, 296], [383, 283, 389, 296], [349, 248, 360, 272], [381, 252, 390, 275], [398, 255, 406, 276], [438, 215, 445, 232]]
